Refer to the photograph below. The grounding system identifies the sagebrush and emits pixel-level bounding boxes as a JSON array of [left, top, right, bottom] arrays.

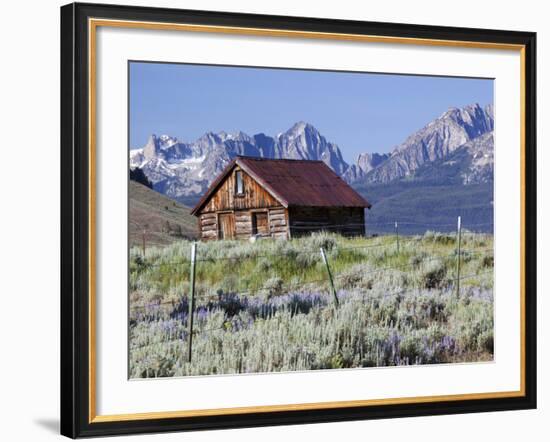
[[129, 231, 493, 378]]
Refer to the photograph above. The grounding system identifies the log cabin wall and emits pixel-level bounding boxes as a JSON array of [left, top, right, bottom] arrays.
[[197, 166, 290, 240], [288, 207, 365, 237], [268, 207, 289, 239], [199, 212, 218, 240], [199, 207, 289, 241]]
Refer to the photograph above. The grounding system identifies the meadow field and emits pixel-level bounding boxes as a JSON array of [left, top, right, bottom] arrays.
[[129, 231, 494, 378]]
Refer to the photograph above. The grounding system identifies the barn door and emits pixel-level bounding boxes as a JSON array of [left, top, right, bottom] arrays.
[[218, 213, 235, 239], [252, 212, 269, 236]]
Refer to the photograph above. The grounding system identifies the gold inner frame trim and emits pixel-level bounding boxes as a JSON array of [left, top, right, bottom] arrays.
[[90, 18, 525, 50], [88, 17, 527, 424]]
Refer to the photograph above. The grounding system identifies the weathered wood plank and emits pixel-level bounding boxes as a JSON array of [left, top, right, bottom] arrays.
[[218, 213, 235, 239], [200, 166, 282, 213], [270, 219, 287, 227], [286, 207, 365, 237]]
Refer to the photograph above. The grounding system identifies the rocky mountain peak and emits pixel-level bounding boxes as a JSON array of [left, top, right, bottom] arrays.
[[283, 121, 322, 141], [485, 103, 494, 119], [131, 102, 494, 206], [158, 134, 178, 147], [143, 134, 160, 160], [131, 121, 350, 205], [288, 120, 312, 132], [356, 152, 390, 174], [438, 103, 493, 139], [362, 102, 494, 184]]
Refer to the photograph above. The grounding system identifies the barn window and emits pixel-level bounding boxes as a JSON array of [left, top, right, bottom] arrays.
[[235, 170, 244, 195]]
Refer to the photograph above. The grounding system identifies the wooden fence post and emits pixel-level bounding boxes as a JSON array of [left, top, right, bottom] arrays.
[[456, 216, 462, 298], [187, 242, 197, 362], [320, 247, 339, 307], [395, 221, 399, 254], [142, 229, 146, 258]]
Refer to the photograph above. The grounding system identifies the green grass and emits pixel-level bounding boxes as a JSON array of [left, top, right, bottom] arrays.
[[130, 231, 492, 304], [129, 231, 494, 377]]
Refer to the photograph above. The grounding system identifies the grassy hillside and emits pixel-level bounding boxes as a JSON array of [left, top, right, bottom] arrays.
[[354, 181, 493, 234], [129, 232, 494, 377], [129, 180, 198, 248]]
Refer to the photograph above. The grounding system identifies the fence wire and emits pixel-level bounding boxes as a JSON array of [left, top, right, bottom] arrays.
[[129, 268, 495, 351], [129, 224, 495, 356], [130, 220, 494, 252], [130, 247, 493, 311], [131, 239, 492, 271]]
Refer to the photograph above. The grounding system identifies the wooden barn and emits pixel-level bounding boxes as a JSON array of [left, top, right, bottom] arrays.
[[190, 156, 371, 241]]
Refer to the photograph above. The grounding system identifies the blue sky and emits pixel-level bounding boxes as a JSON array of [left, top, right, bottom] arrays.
[[129, 62, 493, 162]]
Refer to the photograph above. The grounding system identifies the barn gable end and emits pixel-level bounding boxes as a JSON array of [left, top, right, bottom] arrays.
[[199, 164, 283, 214], [194, 163, 288, 241], [192, 157, 371, 241]]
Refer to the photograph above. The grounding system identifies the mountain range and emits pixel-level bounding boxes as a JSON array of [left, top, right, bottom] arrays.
[[130, 120, 349, 205], [130, 103, 494, 232]]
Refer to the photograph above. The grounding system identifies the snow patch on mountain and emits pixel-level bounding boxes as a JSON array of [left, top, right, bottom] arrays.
[[130, 102, 494, 206], [130, 123, 351, 205]]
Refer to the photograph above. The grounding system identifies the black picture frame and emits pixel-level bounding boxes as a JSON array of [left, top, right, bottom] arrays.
[[61, 2, 537, 438]]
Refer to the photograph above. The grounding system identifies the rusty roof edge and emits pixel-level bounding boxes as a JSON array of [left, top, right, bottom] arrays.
[[316, 162, 372, 208], [235, 155, 325, 164], [235, 157, 289, 208], [239, 157, 371, 209], [190, 156, 372, 215], [190, 157, 290, 215]]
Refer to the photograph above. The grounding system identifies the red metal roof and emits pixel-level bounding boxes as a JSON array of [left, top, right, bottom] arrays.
[[191, 156, 371, 215]]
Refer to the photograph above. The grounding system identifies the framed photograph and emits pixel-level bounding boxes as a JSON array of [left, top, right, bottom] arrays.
[[60, 2, 536, 438]]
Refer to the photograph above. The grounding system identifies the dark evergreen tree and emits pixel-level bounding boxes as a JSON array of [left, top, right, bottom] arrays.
[[129, 167, 153, 189]]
